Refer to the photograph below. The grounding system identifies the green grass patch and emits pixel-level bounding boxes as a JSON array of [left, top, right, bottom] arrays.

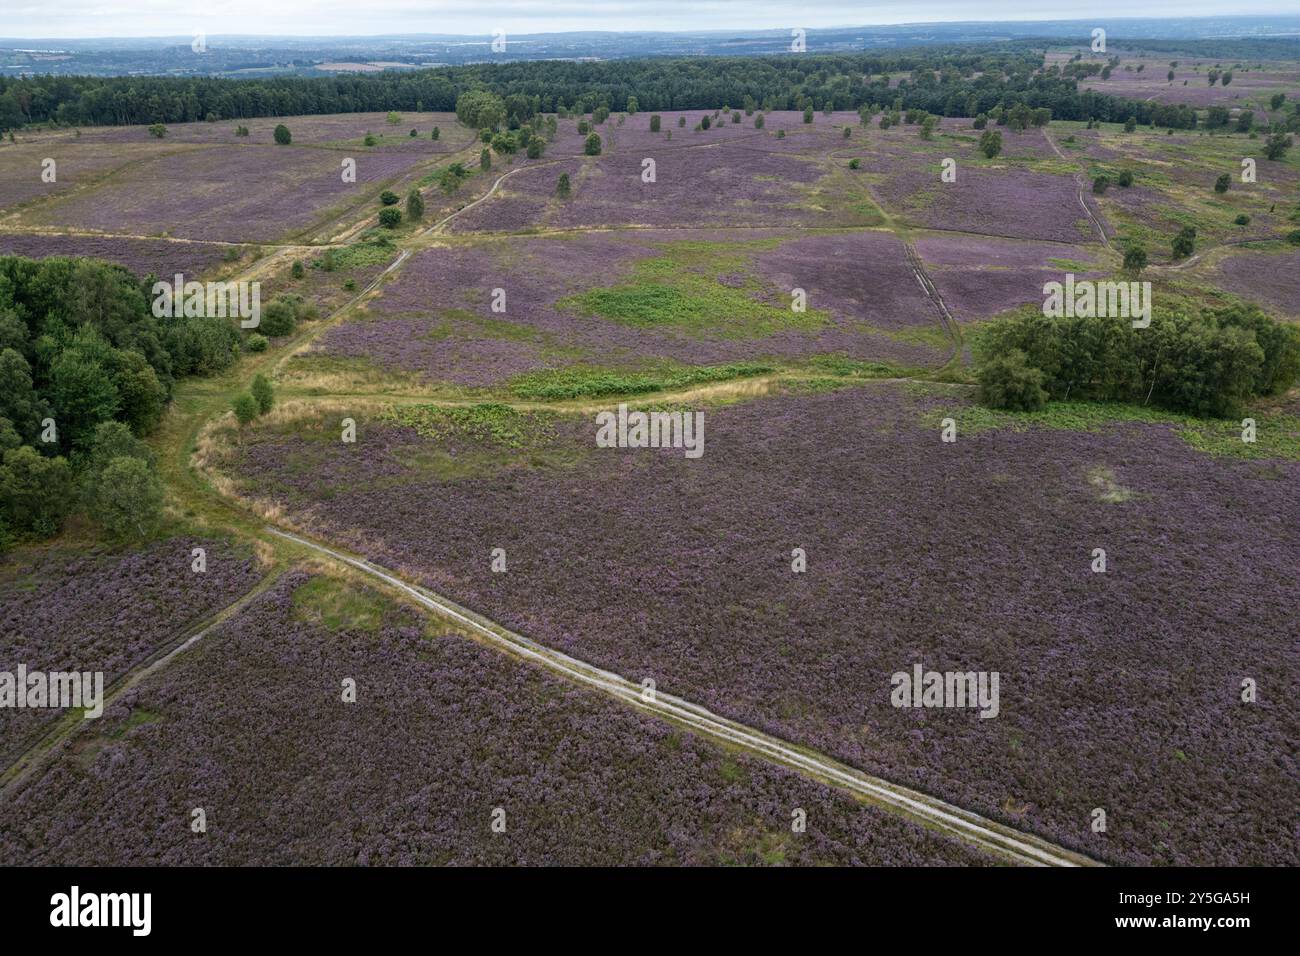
[[508, 361, 774, 400], [291, 576, 387, 633], [915, 392, 1300, 460], [381, 402, 554, 447], [557, 239, 829, 338]]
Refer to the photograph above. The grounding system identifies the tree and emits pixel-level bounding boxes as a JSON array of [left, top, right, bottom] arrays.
[[803, 106, 814, 124], [1092, 175, 1110, 194], [1172, 226, 1197, 259], [677, 116, 686, 128], [526, 138, 543, 159], [754, 114, 765, 129], [0, 348, 43, 442], [626, 96, 639, 115], [649, 114, 660, 132], [0, 445, 74, 537], [431, 126, 440, 140], [111, 349, 166, 436], [273, 124, 291, 145], [47, 342, 119, 451], [849, 158, 861, 169], [386, 111, 401, 125], [85, 419, 154, 473], [232, 392, 259, 426], [379, 190, 399, 205], [259, 299, 294, 337], [251, 373, 275, 414], [1235, 110, 1254, 133], [96, 456, 163, 540], [978, 129, 1002, 159], [378, 207, 402, 229], [584, 133, 602, 155], [1124, 116, 1137, 132], [977, 349, 1048, 411], [1122, 245, 1148, 273], [455, 90, 506, 130], [1264, 132, 1293, 161], [480, 147, 491, 170], [148, 123, 167, 138], [556, 173, 571, 198], [1117, 169, 1134, 187], [1214, 173, 1231, 194], [406, 187, 425, 221]]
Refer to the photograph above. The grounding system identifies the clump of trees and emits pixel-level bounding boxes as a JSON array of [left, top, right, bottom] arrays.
[[0, 255, 257, 547], [974, 304, 1300, 417]]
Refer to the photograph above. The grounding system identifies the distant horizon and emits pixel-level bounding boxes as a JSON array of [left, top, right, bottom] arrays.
[[4, 6, 1299, 42]]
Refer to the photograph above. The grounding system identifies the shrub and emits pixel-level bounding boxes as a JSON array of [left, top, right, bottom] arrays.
[[1117, 169, 1134, 187], [1172, 226, 1197, 259], [978, 129, 1002, 159], [977, 349, 1048, 411], [848, 158, 861, 169], [379, 191, 399, 206], [1213, 173, 1231, 193], [260, 298, 297, 337], [363, 133, 376, 147], [273, 124, 291, 145], [291, 260, 304, 279], [556, 173, 572, 198], [431, 127, 440, 140], [0, 446, 74, 537], [406, 188, 425, 221], [1234, 214, 1251, 225], [677, 116, 686, 128], [584, 133, 602, 155], [649, 114, 661, 132], [1092, 175, 1110, 194], [246, 333, 268, 352], [251, 373, 275, 414], [1122, 245, 1148, 273], [803, 106, 814, 124], [378, 207, 402, 229], [480, 147, 491, 170], [148, 123, 167, 138], [754, 114, 765, 129], [232, 393, 259, 426]]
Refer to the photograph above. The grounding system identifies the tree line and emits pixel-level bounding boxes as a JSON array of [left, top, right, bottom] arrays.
[[0, 44, 1262, 133]]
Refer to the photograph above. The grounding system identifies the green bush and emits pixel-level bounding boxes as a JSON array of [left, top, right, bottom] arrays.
[[273, 124, 291, 145], [251, 373, 275, 414], [406, 188, 425, 221], [232, 392, 259, 426], [584, 133, 602, 155], [379, 191, 399, 206], [976, 349, 1048, 411], [95, 456, 163, 540], [259, 298, 297, 337], [378, 207, 402, 229], [246, 333, 268, 352]]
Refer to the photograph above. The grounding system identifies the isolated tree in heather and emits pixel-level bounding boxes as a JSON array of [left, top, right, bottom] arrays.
[[1117, 169, 1134, 187], [232, 392, 259, 426], [273, 124, 291, 145], [677, 116, 686, 128], [96, 456, 163, 540], [1264, 132, 1292, 161], [556, 172, 571, 198], [754, 114, 765, 129], [626, 96, 639, 115], [1123, 245, 1148, 274], [1092, 175, 1110, 194], [148, 123, 166, 138], [406, 187, 424, 221], [1214, 173, 1231, 194], [584, 133, 602, 156], [978, 129, 1002, 159], [1172, 226, 1197, 260], [379, 190, 399, 205], [1124, 116, 1137, 132], [431, 126, 440, 140], [480, 147, 491, 170], [378, 207, 401, 228], [649, 114, 660, 132], [803, 106, 814, 124]]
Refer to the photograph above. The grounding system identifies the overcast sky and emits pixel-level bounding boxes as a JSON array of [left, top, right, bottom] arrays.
[[2, 1, 1291, 40]]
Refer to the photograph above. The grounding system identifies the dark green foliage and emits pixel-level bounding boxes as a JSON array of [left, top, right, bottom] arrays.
[[0, 445, 74, 538], [556, 173, 571, 198], [1171, 226, 1197, 259], [1092, 175, 1110, 194], [259, 298, 298, 337], [379, 190, 399, 205], [95, 455, 164, 540], [1264, 132, 1293, 161], [975, 304, 1297, 418], [1214, 173, 1231, 194], [584, 132, 602, 155], [1117, 169, 1134, 187], [978, 129, 1002, 158], [1122, 245, 1148, 273], [976, 349, 1048, 411], [378, 207, 402, 229], [649, 114, 660, 132], [273, 124, 291, 144]]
